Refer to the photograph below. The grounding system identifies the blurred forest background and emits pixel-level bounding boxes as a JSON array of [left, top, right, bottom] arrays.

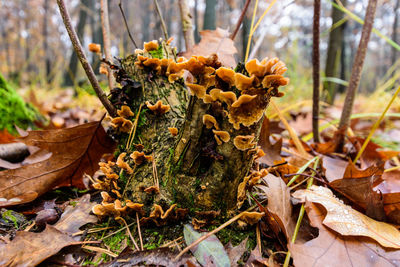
[[0, 0, 399, 105]]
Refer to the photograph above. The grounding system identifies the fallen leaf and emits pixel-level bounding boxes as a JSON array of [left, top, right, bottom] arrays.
[[293, 186, 400, 249], [257, 118, 282, 166], [256, 174, 294, 240], [183, 224, 230, 267], [322, 156, 347, 182], [225, 238, 248, 266], [183, 28, 237, 68], [0, 121, 115, 207], [244, 245, 269, 266], [100, 247, 198, 267], [0, 195, 97, 266], [0, 129, 15, 144], [290, 202, 400, 267]]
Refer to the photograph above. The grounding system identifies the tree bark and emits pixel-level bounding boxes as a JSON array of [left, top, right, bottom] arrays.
[[312, 0, 321, 143], [323, 0, 347, 104], [43, 0, 51, 85], [178, 0, 195, 51], [203, 0, 217, 30], [63, 0, 90, 87]]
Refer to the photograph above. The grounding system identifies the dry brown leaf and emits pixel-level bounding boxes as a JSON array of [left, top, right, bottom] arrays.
[[290, 202, 400, 267], [257, 174, 294, 240], [182, 28, 237, 68], [0, 195, 97, 266], [0, 121, 115, 207], [257, 118, 282, 166], [293, 186, 400, 249]]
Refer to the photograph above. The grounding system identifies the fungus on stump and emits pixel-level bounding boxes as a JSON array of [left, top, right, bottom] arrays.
[[102, 40, 288, 216]]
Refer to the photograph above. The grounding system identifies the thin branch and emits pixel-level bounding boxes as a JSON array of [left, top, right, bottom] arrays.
[[230, 0, 251, 40], [154, 0, 169, 40], [118, 0, 138, 48], [100, 0, 115, 90], [178, 0, 195, 51], [336, 0, 377, 151], [312, 0, 321, 143], [57, 0, 116, 117]]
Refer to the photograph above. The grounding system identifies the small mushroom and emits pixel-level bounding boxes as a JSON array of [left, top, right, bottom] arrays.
[[234, 73, 255, 91], [88, 43, 101, 54], [215, 67, 235, 85], [245, 58, 268, 77], [238, 211, 265, 227], [168, 127, 178, 136], [218, 91, 237, 106], [114, 199, 127, 213], [146, 100, 171, 115], [117, 105, 134, 118], [202, 114, 219, 129], [92, 204, 106, 216], [232, 94, 257, 108], [126, 200, 144, 213], [144, 40, 159, 51], [130, 151, 153, 165], [99, 63, 108, 75], [116, 152, 133, 174], [234, 135, 256, 151], [144, 185, 160, 194], [143, 58, 162, 71], [186, 83, 207, 99], [111, 117, 133, 133], [262, 74, 289, 88], [161, 204, 177, 220], [101, 191, 114, 203], [248, 146, 265, 160], [213, 130, 230, 145], [150, 204, 164, 218]]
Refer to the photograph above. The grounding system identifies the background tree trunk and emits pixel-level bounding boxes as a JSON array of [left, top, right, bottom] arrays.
[[90, 0, 103, 74], [63, 0, 90, 87], [323, 0, 347, 104], [203, 0, 217, 30], [392, 0, 400, 66], [43, 0, 51, 85]]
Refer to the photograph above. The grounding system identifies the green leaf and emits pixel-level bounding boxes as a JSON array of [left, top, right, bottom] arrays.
[[183, 224, 230, 267]]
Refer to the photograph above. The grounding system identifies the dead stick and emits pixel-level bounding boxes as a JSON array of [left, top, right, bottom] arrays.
[[57, 0, 116, 117], [175, 211, 261, 260], [312, 0, 321, 143], [230, 0, 251, 40], [336, 0, 377, 151], [118, 0, 138, 49], [154, 0, 169, 40], [178, 0, 195, 51], [100, 0, 115, 91]]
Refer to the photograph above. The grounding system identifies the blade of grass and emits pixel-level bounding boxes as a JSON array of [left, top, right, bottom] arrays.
[[286, 156, 318, 187], [244, 0, 259, 62], [353, 86, 400, 163], [249, 0, 278, 36]]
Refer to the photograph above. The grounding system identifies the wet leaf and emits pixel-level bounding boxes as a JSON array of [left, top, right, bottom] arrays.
[[225, 238, 248, 266], [293, 186, 400, 249], [0, 195, 97, 266], [0, 121, 115, 207], [290, 202, 400, 267], [257, 174, 294, 240], [182, 28, 237, 68], [183, 224, 230, 267]]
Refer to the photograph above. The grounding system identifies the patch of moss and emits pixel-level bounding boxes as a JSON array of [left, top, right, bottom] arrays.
[[0, 73, 42, 134], [149, 45, 164, 59]]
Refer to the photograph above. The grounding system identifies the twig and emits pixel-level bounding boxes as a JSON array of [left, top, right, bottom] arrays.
[[154, 0, 169, 40], [116, 216, 140, 251], [57, 0, 116, 117], [100, 0, 115, 91], [118, 0, 138, 48], [230, 0, 251, 40], [312, 0, 321, 143], [136, 212, 144, 250], [82, 245, 118, 257], [336, 0, 378, 151], [178, 0, 195, 51], [175, 211, 259, 260]]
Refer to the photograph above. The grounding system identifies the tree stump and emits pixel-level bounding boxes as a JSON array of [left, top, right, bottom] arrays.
[[105, 41, 289, 216]]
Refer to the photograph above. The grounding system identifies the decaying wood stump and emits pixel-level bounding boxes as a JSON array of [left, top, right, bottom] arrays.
[[99, 40, 289, 216]]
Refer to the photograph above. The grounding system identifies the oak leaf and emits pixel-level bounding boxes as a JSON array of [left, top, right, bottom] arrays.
[[0, 121, 115, 207], [290, 202, 400, 267], [293, 186, 400, 249]]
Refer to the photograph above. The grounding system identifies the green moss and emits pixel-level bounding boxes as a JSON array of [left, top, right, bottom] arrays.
[[2, 210, 19, 228], [149, 45, 164, 59], [0, 73, 42, 134]]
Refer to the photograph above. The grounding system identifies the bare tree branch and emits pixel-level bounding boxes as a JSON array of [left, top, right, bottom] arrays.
[[230, 0, 251, 40], [154, 0, 169, 40], [178, 0, 195, 51], [57, 0, 117, 117], [336, 0, 377, 150], [312, 0, 321, 143], [100, 0, 115, 90], [118, 0, 138, 49]]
